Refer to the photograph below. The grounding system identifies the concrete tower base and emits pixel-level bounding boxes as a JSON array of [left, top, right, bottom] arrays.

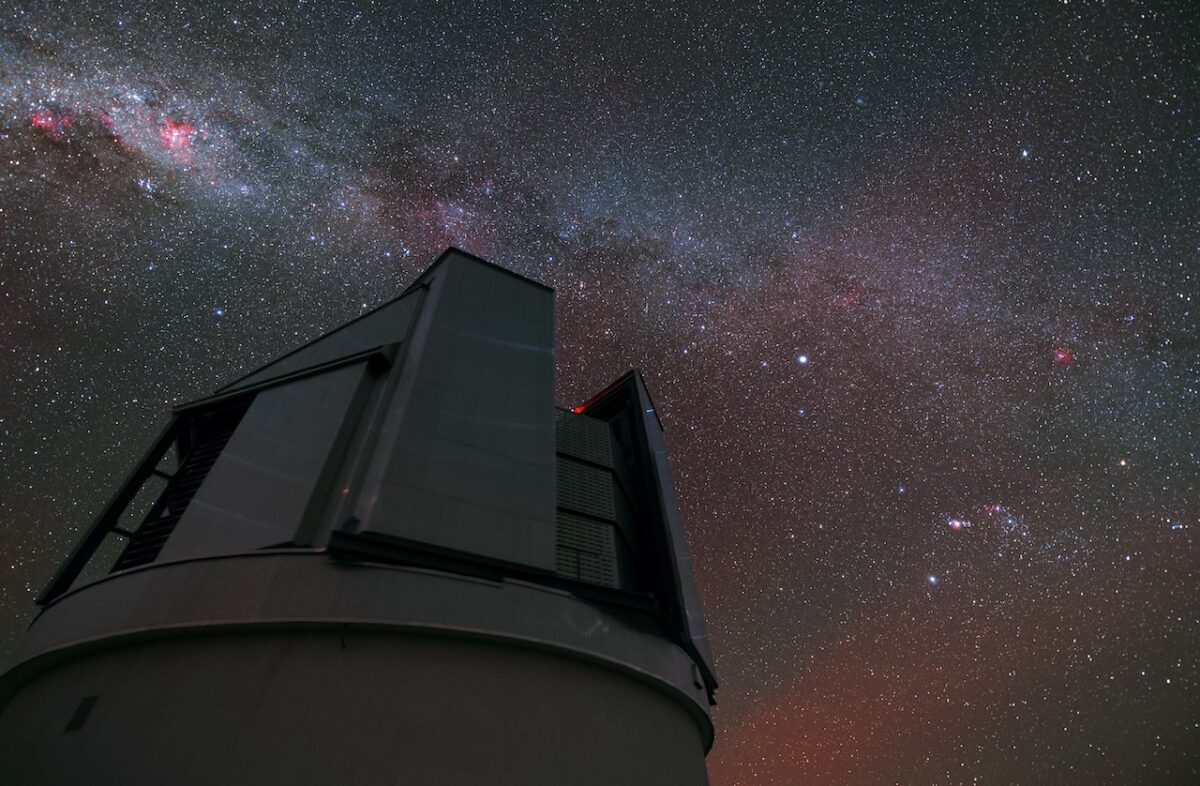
[[0, 553, 712, 785]]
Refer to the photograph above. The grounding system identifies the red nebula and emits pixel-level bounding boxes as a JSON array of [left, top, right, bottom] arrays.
[[30, 110, 71, 137], [159, 118, 195, 150], [1053, 346, 1075, 365], [835, 284, 863, 308], [30, 111, 56, 130], [981, 503, 1005, 516]]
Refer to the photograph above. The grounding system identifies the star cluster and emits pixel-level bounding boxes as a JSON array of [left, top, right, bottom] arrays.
[[1, 2, 1197, 784]]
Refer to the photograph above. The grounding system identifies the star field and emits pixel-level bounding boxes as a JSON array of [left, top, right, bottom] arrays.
[[1, 2, 1197, 783]]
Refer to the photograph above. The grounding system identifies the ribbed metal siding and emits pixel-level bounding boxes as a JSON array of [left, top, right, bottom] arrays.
[[554, 409, 613, 468], [556, 459, 616, 521], [555, 511, 617, 587], [554, 411, 619, 588]]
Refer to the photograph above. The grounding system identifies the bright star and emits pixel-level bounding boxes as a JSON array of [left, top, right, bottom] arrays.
[[927, 574, 939, 585], [797, 354, 809, 365]]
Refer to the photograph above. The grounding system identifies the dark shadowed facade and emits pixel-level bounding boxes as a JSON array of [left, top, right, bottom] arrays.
[[0, 249, 717, 785]]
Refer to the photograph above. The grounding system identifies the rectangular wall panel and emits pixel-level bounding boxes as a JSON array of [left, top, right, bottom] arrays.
[[354, 253, 557, 571], [158, 362, 371, 562]]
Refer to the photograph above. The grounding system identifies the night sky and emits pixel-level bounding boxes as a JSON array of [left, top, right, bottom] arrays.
[[1, 1, 1198, 783]]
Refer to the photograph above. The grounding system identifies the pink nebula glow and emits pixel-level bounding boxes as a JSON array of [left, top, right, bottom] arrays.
[[159, 118, 195, 150]]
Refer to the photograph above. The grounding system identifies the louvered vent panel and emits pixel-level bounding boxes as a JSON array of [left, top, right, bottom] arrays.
[[555, 510, 617, 587], [556, 458, 616, 520], [554, 410, 613, 467]]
